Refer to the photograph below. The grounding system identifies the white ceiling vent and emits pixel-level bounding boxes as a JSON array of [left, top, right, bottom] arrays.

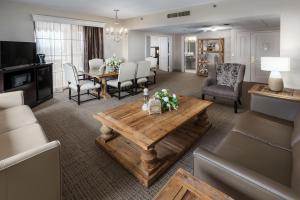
[[167, 11, 190, 19]]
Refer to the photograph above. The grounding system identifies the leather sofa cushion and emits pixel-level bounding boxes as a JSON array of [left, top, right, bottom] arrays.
[[292, 141, 300, 194], [215, 131, 292, 186], [233, 111, 293, 151], [0, 105, 37, 134], [291, 112, 300, 147], [0, 123, 48, 160], [203, 85, 236, 100]]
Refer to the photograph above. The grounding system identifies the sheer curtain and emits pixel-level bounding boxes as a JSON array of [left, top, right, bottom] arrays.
[[34, 21, 84, 91]]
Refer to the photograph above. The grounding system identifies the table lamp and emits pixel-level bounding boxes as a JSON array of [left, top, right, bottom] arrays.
[[261, 57, 290, 92]]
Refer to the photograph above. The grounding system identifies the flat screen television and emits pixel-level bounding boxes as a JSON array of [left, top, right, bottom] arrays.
[[0, 41, 37, 68]]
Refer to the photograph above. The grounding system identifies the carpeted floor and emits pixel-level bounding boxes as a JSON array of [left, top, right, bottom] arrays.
[[33, 71, 253, 200]]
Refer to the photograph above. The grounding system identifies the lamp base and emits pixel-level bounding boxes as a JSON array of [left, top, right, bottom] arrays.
[[268, 71, 284, 92]]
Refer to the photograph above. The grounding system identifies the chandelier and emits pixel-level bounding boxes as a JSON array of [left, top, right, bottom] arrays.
[[105, 9, 128, 42]]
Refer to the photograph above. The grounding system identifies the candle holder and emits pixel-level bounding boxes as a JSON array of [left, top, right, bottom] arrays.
[[142, 88, 149, 111]]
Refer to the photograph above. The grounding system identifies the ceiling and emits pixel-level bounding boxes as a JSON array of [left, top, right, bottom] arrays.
[[5, 0, 223, 19], [141, 16, 280, 34]]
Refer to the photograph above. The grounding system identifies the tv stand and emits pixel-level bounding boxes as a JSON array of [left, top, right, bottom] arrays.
[[0, 64, 53, 107]]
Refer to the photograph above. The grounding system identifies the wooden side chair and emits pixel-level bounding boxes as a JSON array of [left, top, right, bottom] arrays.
[[63, 63, 101, 105], [107, 62, 137, 100]]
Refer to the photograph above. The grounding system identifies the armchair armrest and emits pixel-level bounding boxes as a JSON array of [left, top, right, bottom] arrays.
[[0, 91, 24, 110], [0, 141, 61, 200], [202, 77, 216, 88], [193, 148, 299, 200], [234, 81, 243, 98]]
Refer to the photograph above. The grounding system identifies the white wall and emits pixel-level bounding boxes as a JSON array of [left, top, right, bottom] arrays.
[[126, 30, 146, 62], [124, 0, 300, 89], [0, 1, 124, 59]]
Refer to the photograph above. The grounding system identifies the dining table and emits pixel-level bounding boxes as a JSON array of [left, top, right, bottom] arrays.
[[79, 69, 118, 99]]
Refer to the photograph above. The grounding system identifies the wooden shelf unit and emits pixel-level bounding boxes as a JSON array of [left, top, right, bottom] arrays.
[[197, 38, 224, 76]]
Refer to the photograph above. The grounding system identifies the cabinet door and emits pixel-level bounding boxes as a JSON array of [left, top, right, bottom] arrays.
[[36, 65, 53, 101]]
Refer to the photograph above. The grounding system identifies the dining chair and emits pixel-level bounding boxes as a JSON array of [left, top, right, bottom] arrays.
[[89, 58, 104, 71], [63, 63, 101, 105], [136, 61, 151, 93], [107, 62, 137, 100], [145, 57, 158, 84]]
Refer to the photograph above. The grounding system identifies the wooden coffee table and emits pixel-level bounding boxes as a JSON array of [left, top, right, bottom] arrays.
[[154, 168, 233, 200], [94, 96, 212, 187]]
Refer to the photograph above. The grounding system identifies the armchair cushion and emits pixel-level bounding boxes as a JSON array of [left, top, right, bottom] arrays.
[[203, 85, 236, 100], [215, 131, 292, 186], [0, 91, 24, 110], [0, 105, 37, 134], [0, 123, 48, 160], [216, 63, 242, 88]]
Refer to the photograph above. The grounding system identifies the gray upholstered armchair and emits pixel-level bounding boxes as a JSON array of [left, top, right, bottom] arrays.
[[202, 63, 246, 113]]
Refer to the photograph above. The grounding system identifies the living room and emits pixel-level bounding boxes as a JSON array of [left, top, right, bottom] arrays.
[[0, 0, 300, 200]]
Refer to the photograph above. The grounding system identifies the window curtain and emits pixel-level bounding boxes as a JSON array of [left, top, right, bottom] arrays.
[[83, 26, 104, 72], [34, 21, 84, 91]]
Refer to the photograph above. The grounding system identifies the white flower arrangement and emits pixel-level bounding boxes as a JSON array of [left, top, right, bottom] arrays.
[[105, 55, 123, 72], [154, 89, 179, 112]]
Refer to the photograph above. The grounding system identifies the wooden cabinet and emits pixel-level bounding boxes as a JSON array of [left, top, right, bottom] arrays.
[[197, 38, 224, 76], [0, 64, 53, 107]]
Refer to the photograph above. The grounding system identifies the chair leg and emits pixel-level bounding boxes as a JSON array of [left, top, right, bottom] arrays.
[[213, 96, 216, 100], [234, 101, 237, 113], [68, 88, 71, 100], [118, 83, 121, 100], [77, 86, 80, 105], [135, 80, 138, 94], [87, 90, 90, 95], [154, 74, 156, 84], [97, 88, 100, 99], [202, 94, 205, 100]]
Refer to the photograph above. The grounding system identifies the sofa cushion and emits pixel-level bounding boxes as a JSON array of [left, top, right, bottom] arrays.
[[0, 105, 37, 134], [203, 85, 236, 100], [291, 112, 300, 147], [0, 123, 48, 160], [215, 131, 292, 186], [233, 111, 293, 151], [292, 141, 300, 194]]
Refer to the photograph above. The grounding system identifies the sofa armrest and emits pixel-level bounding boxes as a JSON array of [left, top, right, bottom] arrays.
[[193, 148, 299, 200], [0, 141, 61, 200], [0, 91, 24, 110], [203, 77, 216, 88]]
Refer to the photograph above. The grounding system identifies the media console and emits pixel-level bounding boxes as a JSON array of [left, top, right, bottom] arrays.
[[0, 63, 53, 107]]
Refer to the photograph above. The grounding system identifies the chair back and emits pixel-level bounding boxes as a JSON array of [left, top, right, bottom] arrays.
[[215, 63, 245, 88], [136, 61, 151, 79], [89, 59, 104, 70], [145, 57, 158, 70], [63, 63, 79, 86], [118, 62, 137, 82]]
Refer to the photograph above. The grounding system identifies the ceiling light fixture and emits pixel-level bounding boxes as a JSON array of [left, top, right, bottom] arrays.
[[198, 25, 232, 32], [105, 9, 128, 43]]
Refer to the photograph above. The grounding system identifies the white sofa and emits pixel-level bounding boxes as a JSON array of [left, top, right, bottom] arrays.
[[0, 91, 61, 200]]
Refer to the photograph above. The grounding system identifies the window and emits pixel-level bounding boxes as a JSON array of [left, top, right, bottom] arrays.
[[34, 21, 84, 91]]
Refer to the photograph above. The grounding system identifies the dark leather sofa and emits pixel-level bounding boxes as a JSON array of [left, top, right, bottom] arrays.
[[193, 111, 300, 200]]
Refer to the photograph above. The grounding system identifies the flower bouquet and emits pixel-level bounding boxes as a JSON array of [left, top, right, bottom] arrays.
[[154, 89, 179, 112], [105, 55, 123, 72]]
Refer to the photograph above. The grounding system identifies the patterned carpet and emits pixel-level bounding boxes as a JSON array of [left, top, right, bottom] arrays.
[[33, 71, 253, 200]]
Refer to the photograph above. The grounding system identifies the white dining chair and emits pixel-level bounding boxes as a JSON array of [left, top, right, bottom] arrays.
[[89, 58, 104, 70], [107, 62, 137, 100], [136, 61, 151, 93], [145, 57, 158, 84], [64, 63, 101, 105]]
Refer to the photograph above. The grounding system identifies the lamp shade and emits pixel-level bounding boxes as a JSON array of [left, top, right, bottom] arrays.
[[261, 57, 290, 72]]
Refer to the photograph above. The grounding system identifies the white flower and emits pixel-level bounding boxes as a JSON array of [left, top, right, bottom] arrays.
[[167, 103, 171, 107], [172, 94, 177, 99], [162, 89, 168, 94], [163, 97, 169, 102]]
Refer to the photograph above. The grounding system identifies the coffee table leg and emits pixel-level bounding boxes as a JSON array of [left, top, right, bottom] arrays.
[[100, 124, 114, 142], [141, 147, 159, 171], [195, 110, 211, 128]]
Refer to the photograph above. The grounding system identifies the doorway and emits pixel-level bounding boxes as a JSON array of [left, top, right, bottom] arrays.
[[184, 36, 197, 73]]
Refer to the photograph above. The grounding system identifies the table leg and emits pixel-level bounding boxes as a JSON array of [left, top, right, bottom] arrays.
[[141, 147, 159, 171], [100, 79, 111, 99], [99, 124, 114, 142], [195, 110, 211, 128]]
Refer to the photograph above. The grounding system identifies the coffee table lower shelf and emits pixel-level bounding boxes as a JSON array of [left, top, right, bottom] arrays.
[[95, 115, 211, 187]]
